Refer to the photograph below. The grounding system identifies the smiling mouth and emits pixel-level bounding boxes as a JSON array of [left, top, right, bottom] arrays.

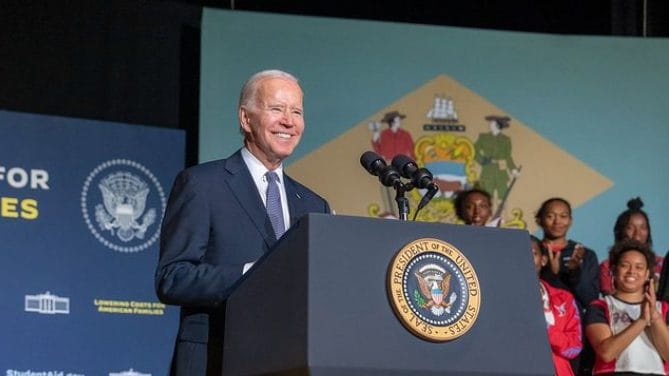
[[274, 132, 293, 139]]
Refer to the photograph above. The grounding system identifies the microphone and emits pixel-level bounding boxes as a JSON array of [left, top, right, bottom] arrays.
[[413, 183, 439, 220], [360, 151, 402, 188], [391, 154, 438, 190], [360, 151, 385, 175], [389, 154, 440, 220]]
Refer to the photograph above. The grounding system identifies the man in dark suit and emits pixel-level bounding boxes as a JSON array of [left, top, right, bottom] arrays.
[[155, 69, 330, 376]]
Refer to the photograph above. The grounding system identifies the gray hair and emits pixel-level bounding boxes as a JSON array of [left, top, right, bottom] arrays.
[[238, 69, 299, 110]]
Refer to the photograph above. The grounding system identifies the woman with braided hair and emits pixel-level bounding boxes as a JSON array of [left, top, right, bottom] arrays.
[[599, 197, 663, 296]]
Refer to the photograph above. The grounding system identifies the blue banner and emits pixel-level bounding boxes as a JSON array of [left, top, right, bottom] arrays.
[[0, 111, 183, 376]]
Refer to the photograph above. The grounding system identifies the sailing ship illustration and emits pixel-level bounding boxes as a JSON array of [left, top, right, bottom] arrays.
[[426, 95, 458, 123]]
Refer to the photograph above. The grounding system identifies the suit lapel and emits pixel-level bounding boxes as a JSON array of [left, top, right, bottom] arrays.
[[285, 175, 305, 227], [224, 151, 276, 247]]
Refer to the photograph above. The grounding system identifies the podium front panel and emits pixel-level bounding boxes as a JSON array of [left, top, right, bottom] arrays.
[[224, 214, 553, 376]]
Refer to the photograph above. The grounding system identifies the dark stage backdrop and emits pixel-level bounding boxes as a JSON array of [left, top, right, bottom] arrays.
[[0, 110, 183, 376]]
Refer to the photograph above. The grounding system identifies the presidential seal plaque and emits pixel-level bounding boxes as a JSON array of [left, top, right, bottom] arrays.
[[387, 238, 481, 342]]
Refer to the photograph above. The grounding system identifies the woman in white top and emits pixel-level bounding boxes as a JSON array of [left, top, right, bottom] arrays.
[[585, 240, 669, 375]]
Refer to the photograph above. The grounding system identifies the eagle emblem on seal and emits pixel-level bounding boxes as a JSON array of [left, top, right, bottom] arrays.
[[414, 263, 458, 316], [94, 171, 156, 242]]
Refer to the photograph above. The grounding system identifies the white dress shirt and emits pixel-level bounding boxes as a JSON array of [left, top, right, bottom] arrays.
[[241, 147, 291, 229], [240, 147, 291, 274]]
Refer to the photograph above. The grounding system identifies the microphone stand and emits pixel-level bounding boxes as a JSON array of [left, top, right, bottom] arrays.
[[394, 181, 413, 221]]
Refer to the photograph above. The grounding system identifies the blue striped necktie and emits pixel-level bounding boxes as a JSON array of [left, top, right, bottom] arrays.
[[265, 171, 285, 238]]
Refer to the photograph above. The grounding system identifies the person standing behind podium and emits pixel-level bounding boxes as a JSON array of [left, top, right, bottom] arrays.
[[155, 69, 331, 376], [585, 240, 669, 375], [536, 197, 599, 375], [530, 236, 582, 376], [599, 197, 663, 296], [536, 197, 599, 310], [454, 188, 493, 226]]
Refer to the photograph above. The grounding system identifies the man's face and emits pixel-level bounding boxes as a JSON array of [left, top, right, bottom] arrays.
[[240, 77, 304, 169], [463, 192, 492, 226], [390, 116, 401, 132]]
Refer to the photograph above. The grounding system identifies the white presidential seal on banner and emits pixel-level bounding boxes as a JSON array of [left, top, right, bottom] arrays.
[[82, 159, 166, 253]]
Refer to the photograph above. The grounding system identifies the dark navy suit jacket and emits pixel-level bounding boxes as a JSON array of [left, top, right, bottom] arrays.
[[155, 150, 330, 376]]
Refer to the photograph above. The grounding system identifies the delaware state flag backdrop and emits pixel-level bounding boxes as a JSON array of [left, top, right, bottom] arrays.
[[0, 110, 183, 376]]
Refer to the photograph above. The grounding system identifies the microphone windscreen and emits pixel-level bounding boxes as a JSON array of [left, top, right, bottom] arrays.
[[360, 151, 385, 175], [391, 154, 415, 179]]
